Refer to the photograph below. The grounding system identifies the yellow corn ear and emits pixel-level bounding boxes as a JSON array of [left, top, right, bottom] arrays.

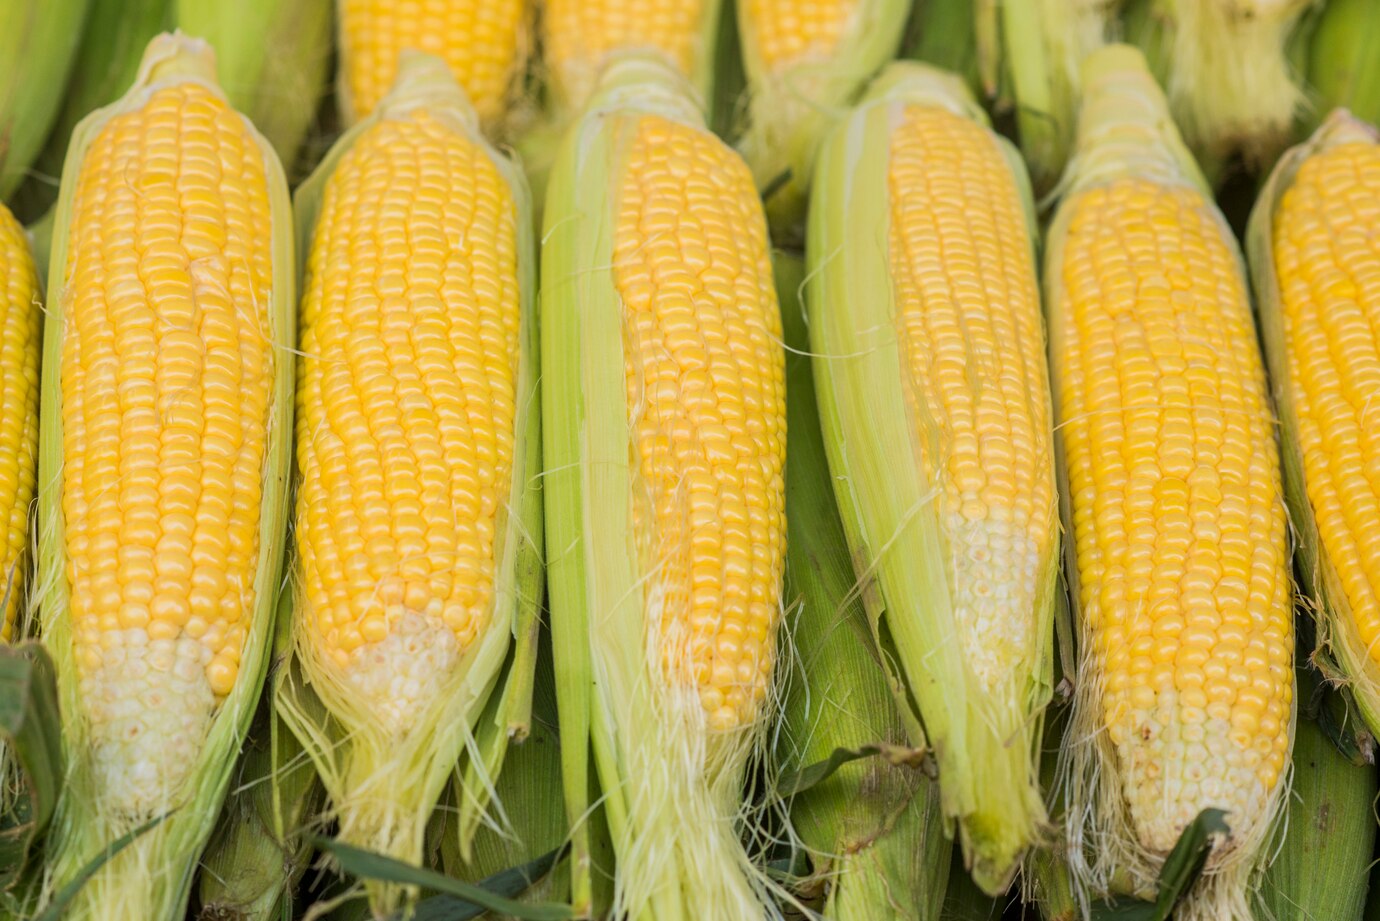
[[277, 51, 542, 917], [542, 53, 786, 920], [541, 0, 723, 116], [0, 205, 39, 643], [34, 33, 295, 921], [1247, 112, 1380, 739], [807, 62, 1059, 894], [337, 0, 528, 128], [735, 0, 909, 240], [1049, 45, 1294, 920]]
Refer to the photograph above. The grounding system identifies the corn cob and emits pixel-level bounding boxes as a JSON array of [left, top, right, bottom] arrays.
[[807, 61, 1059, 894], [976, 0, 1115, 192], [0, 205, 39, 643], [1140, 0, 1314, 173], [338, 0, 527, 127], [1306, 0, 1380, 131], [542, 53, 786, 920], [35, 33, 294, 921], [541, 0, 723, 116], [1050, 45, 1294, 920], [735, 0, 909, 240], [774, 251, 949, 921], [1247, 112, 1380, 740], [0, 0, 91, 202], [276, 51, 541, 917]]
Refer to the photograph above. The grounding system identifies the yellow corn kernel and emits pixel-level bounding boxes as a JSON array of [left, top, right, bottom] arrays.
[[59, 80, 276, 816], [543, 0, 710, 106], [1055, 175, 1292, 850], [1273, 142, 1380, 670], [339, 0, 526, 123], [294, 107, 521, 729], [742, 0, 859, 69], [889, 104, 1055, 693], [616, 114, 786, 733], [0, 205, 38, 644]]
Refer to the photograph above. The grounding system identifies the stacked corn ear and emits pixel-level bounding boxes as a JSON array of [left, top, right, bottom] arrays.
[[0, 205, 40, 644], [774, 252, 950, 921], [34, 33, 294, 921], [542, 52, 787, 920], [807, 61, 1059, 894], [1140, 0, 1314, 174], [735, 0, 910, 240], [0, 0, 90, 201], [540, 0, 724, 119], [196, 594, 324, 921], [1247, 112, 1380, 740], [24, 0, 330, 220], [337, 0, 528, 129], [1049, 45, 1294, 921], [1254, 673, 1376, 920], [1306, 0, 1380, 131], [276, 50, 542, 917], [976, 0, 1115, 192]]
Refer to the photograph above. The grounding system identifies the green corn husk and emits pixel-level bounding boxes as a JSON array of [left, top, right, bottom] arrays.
[[436, 627, 570, 912], [541, 53, 784, 921], [806, 61, 1059, 895], [735, 0, 910, 242], [1255, 669, 1376, 921], [1050, 45, 1293, 921], [34, 33, 295, 921], [176, 0, 333, 174], [0, 0, 91, 201], [773, 251, 950, 921], [1246, 111, 1380, 740], [277, 51, 543, 919], [904, 0, 981, 94], [195, 595, 324, 921], [1134, 0, 1314, 176], [976, 0, 1115, 192], [1305, 0, 1380, 137], [19, 0, 329, 221]]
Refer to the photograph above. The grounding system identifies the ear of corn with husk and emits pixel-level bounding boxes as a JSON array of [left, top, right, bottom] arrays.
[[1246, 109, 1380, 748], [541, 51, 787, 921], [976, 0, 1116, 192], [807, 60, 1060, 895], [276, 50, 542, 918], [34, 33, 295, 921], [774, 251, 950, 921], [0, 0, 91, 201], [735, 0, 910, 240], [1049, 44, 1294, 921]]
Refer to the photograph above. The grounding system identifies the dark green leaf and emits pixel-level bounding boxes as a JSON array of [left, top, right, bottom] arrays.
[[0, 642, 64, 889], [1086, 809, 1229, 921], [406, 848, 566, 921], [315, 838, 573, 920]]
